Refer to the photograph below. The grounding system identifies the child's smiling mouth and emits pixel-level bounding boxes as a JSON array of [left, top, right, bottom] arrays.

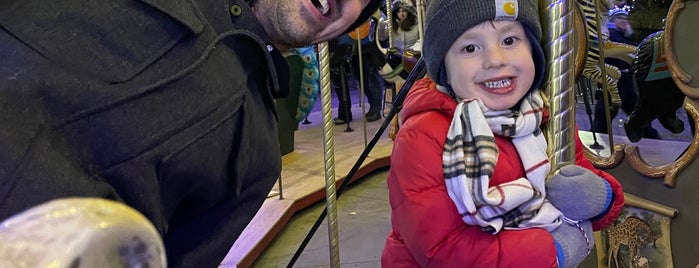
[[481, 77, 515, 94]]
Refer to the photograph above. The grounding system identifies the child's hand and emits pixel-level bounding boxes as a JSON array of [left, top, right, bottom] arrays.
[[545, 165, 613, 220], [550, 220, 594, 268]]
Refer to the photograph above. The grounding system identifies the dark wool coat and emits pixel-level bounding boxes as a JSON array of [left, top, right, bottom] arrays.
[[381, 78, 624, 267], [0, 0, 289, 266]]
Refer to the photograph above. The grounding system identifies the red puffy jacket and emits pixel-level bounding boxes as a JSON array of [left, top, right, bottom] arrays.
[[381, 78, 624, 267]]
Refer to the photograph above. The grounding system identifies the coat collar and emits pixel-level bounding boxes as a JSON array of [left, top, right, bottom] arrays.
[[138, 0, 204, 34]]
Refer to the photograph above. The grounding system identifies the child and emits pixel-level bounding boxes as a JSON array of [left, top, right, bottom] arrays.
[[381, 0, 625, 267]]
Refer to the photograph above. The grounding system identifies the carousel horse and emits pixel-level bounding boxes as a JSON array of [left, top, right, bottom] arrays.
[[292, 46, 320, 124], [576, 0, 623, 106], [379, 48, 421, 140], [624, 30, 687, 143], [378, 48, 418, 83], [0, 198, 166, 267]]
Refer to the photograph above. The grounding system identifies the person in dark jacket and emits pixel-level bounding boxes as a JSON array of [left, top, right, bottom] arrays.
[[0, 0, 380, 267], [592, 6, 660, 138], [331, 17, 386, 125]]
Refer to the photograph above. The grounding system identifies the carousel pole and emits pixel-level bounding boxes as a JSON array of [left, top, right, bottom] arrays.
[[319, 42, 341, 268], [338, 57, 354, 132], [593, 0, 615, 149], [540, 0, 577, 173], [357, 29, 369, 147], [386, 0, 393, 48], [416, 0, 425, 47]]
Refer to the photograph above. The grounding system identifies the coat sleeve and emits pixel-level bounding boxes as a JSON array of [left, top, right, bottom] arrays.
[[386, 125, 558, 267], [573, 126, 625, 230]]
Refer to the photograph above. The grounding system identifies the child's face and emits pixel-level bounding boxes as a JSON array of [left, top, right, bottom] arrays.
[[444, 20, 535, 110]]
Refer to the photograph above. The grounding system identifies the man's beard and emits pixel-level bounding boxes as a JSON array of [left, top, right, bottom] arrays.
[[278, 23, 316, 48]]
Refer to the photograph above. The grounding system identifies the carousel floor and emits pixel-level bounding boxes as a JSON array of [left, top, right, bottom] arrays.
[[220, 100, 395, 267], [251, 168, 390, 267]]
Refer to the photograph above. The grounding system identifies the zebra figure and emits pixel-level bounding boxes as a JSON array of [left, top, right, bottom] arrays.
[[575, 0, 624, 106]]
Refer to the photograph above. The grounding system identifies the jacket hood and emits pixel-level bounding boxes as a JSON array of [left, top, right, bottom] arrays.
[[392, 0, 417, 17], [400, 78, 457, 122]]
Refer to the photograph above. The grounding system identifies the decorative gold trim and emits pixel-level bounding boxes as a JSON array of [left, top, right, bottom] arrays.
[[584, 143, 626, 169], [623, 145, 671, 178], [664, 0, 698, 98], [663, 98, 699, 186], [604, 41, 637, 65], [624, 193, 679, 218]]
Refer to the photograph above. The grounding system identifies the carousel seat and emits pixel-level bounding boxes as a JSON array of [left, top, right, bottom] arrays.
[[0, 198, 166, 268]]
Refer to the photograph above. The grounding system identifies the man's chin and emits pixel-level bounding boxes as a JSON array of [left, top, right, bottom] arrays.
[[266, 30, 310, 50]]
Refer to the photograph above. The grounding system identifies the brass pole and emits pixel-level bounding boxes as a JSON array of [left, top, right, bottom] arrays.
[[317, 42, 341, 267], [593, 0, 615, 148], [540, 0, 577, 174], [386, 0, 393, 48], [357, 31, 369, 147]]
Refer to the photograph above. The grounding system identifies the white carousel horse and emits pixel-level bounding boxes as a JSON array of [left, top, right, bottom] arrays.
[[0, 198, 166, 268]]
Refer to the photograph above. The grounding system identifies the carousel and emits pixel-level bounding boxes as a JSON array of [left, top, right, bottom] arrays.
[[1, 0, 698, 267]]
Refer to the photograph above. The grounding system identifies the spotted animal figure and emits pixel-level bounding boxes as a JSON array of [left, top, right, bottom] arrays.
[[575, 0, 622, 105], [605, 216, 659, 268]]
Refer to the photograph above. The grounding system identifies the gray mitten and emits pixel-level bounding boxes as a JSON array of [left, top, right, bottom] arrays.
[[551, 220, 594, 268], [546, 165, 613, 220]]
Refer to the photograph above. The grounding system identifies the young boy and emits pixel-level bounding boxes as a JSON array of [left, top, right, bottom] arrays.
[[381, 0, 625, 267]]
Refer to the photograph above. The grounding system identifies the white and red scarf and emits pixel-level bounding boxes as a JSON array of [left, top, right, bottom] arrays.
[[442, 90, 562, 234]]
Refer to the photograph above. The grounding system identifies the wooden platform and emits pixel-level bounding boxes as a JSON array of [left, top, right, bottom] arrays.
[[220, 108, 395, 267]]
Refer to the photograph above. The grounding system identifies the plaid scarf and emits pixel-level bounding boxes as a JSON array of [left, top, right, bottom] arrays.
[[442, 90, 562, 234]]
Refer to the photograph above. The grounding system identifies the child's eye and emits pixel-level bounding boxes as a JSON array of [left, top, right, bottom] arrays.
[[461, 44, 478, 54], [503, 36, 518, 46]]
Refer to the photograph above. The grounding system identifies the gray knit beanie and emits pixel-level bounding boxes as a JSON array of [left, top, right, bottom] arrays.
[[424, 0, 545, 91]]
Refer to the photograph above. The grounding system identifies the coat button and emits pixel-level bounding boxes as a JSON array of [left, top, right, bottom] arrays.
[[230, 4, 242, 16], [267, 45, 273, 52]]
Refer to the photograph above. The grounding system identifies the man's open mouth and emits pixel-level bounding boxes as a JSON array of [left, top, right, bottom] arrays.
[[310, 0, 330, 15]]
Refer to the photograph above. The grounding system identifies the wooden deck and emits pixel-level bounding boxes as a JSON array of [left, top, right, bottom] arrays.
[[220, 109, 395, 267]]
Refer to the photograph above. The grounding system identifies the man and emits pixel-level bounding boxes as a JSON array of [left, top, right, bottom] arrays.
[[0, 0, 379, 266], [592, 6, 659, 138], [331, 17, 386, 125], [608, 7, 634, 44]]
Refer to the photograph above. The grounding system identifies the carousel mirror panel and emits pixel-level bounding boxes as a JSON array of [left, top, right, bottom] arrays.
[[575, 0, 698, 187]]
